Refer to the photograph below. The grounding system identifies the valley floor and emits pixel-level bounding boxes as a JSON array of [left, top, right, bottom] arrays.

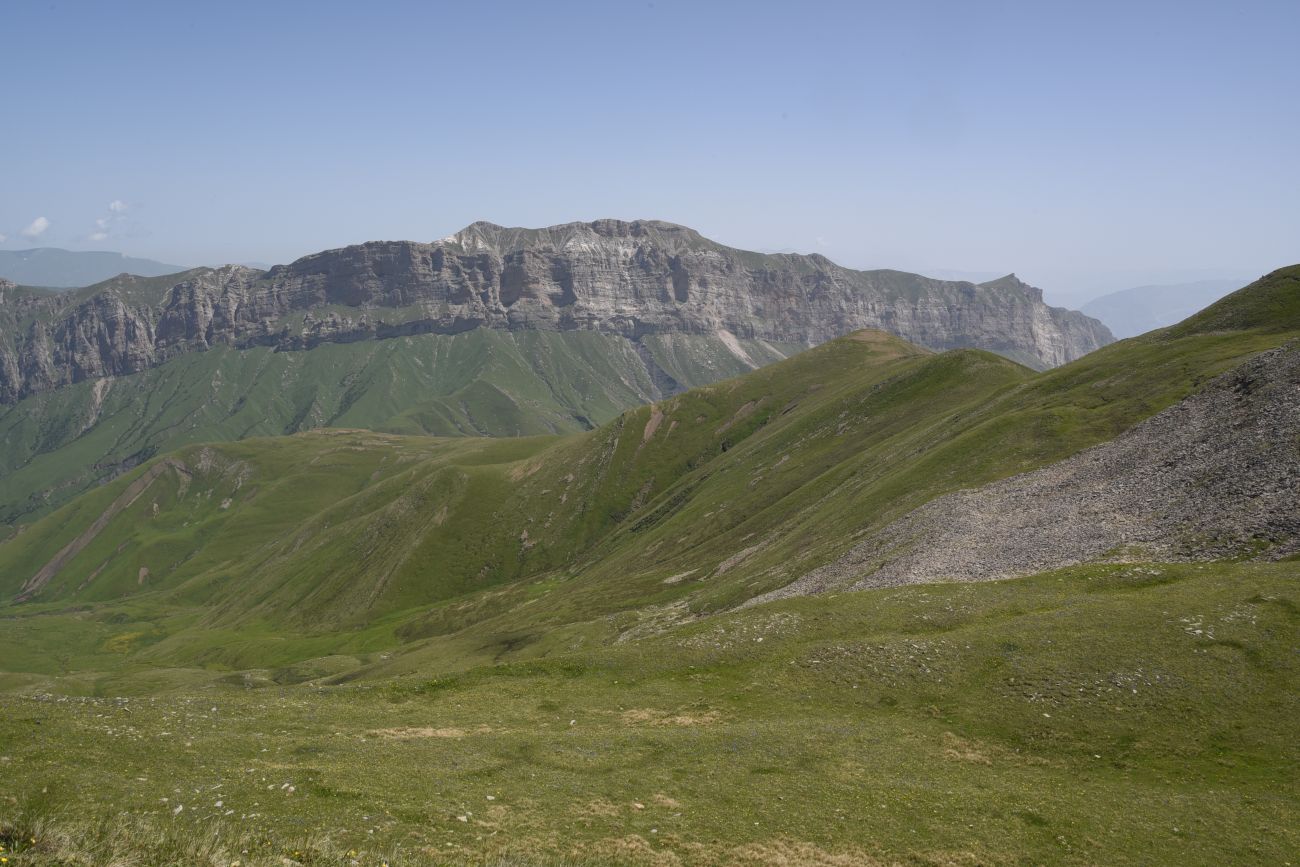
[[1, 561, 1295, 865]]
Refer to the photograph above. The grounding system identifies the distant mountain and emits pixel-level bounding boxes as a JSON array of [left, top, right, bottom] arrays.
[[1, 219, 1112, 406], [1081, 278, 1246, 338], [0, 248, 187, 288]]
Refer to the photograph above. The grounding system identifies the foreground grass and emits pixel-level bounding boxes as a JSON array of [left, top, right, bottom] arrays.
[[0, 812, 604, 866], [1, 561, 1295, 865]]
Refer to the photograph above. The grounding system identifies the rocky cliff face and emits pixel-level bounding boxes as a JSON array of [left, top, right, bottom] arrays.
[[0, 220, 1112, 403]]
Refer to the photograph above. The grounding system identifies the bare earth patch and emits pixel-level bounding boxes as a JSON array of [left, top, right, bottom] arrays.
[[717, 399, 759, 434], [714, 839, 889, 866], [506, 458, 543, 481], [643, 405, 665, 442], [577, 798, 624, 818], [365, 725, 492, 739], [620, 708, 722, 727], [18, 457, 190, 600], [569, 835, 986, 867], [579, 834, 682, 866], [941, 731, 994, 765]]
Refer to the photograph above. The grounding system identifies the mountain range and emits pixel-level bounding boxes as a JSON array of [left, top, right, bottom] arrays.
[[1081, 278, 1247, 337], [0, 247, 187, 288], [0, 219, 1111, 529]]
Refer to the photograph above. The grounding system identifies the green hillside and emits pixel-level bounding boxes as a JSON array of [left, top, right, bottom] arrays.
[[1, 266, 1296, 687], [0, 329, 796, 532], [1169, 263, 1300, 336], [0, 267, 1295, 865]]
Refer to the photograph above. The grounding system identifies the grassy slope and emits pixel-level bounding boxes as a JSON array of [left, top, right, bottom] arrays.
[[379, 267, 1300, 667], [0, 332, 940, 665], [0, 329, 797, 531], [0, 560, 1294, 865]]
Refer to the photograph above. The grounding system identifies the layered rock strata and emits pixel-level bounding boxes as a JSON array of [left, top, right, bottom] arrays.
[[0, 220, 1112, 403]]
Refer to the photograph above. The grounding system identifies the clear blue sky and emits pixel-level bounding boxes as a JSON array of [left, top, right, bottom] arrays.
[[3, 0, 1297, 301]]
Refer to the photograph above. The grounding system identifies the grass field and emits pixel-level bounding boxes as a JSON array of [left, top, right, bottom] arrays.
[[1, 560, 1296, 865]]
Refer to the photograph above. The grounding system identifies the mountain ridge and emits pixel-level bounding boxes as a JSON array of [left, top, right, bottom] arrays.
[[0, 219, 1111, 406]]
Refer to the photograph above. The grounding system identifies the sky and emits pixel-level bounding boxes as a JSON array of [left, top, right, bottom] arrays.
[[2, 0, 1297, 304]]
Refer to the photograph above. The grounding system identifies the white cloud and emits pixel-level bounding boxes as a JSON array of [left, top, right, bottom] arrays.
[[85, 200, 133, 243], [21, 217, 50, 239], [0, 233, 7, 243]]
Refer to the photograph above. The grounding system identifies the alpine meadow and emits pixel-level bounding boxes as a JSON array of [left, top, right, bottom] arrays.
[[1, 3, 1297, 866]]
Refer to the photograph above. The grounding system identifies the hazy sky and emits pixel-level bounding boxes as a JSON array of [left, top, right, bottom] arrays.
[[3, 0, 1297, 303]]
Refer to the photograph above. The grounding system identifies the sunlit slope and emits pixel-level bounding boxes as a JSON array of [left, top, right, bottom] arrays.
[[0, 328, 795, 530]]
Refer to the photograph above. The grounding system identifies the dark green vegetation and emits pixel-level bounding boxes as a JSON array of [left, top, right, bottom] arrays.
[[0, 266, 1296, 864]]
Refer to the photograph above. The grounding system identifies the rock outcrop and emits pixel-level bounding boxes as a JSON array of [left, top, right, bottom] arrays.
[[751, 339, 1300, 604], [0, 220, 1112, 403]]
